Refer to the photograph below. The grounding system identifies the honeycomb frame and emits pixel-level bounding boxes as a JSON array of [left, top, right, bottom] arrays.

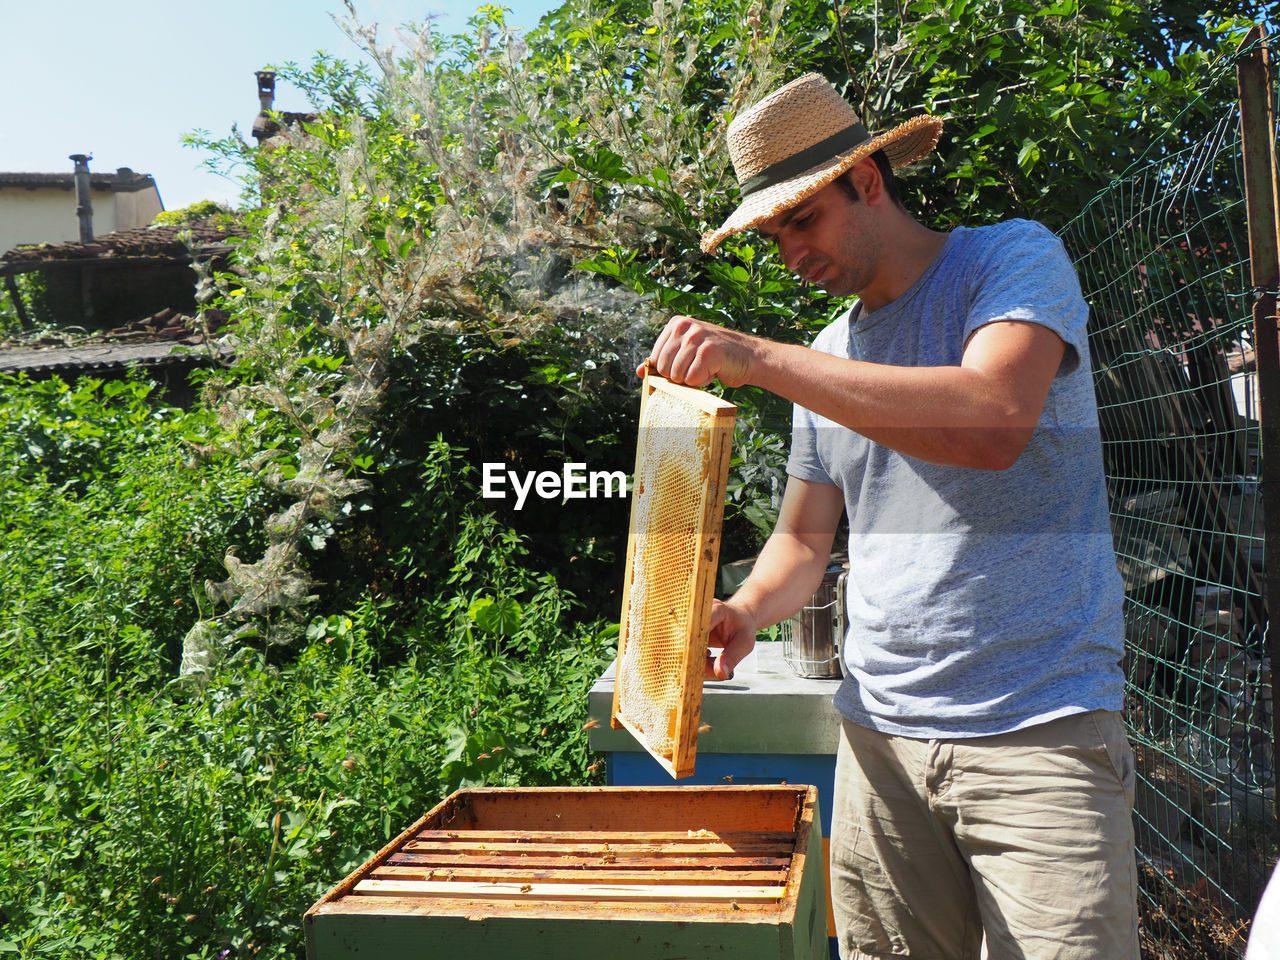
[[611, 370, 736, 778]]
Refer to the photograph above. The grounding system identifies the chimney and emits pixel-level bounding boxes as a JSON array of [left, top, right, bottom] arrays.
[[256, 71, 276, 112], [69, 153, 93, 243], [252, 71, 278, 144]]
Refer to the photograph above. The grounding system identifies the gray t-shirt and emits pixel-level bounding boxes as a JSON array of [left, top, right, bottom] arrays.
[[787, 219, 1125, 738]]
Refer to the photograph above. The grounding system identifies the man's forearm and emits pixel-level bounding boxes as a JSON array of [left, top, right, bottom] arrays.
[[727, 476, 844, 630], [648, 314, 1066, 470], [749, 327, 1062, 470], [729, 531, 834, 631]]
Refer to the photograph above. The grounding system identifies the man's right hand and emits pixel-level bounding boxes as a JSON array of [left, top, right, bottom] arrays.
[[705, 598, 758, 681], [638, 315, 759, 389]]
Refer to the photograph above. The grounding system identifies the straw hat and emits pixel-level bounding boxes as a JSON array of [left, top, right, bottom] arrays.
[[701, 74, 942, 253]]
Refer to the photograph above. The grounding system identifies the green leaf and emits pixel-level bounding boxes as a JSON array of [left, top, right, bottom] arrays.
[[468, 596, 522, 636], [1016, 138, 1041, 173], [443, 726, 468, 764], [492, 658, 525, 685]]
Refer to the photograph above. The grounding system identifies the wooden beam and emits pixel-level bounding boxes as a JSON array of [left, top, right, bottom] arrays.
[[1237, 23, 1280, 812], [352, 879, 786, 902], [401, 839, 791, 857], [454, 785, 808, 833], [387, 853, 792, 871], [369, 865, 791, 886], [411, 829, 797, 843], [4, 274, 31, 330]]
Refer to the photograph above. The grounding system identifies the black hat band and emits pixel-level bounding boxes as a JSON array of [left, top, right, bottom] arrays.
[[737, 123, 871, 197]]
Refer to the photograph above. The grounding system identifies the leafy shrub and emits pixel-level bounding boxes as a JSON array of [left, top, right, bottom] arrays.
[[0, 617, 611, 960], [152, 199, 235, 226], [0, 402, 612, 958], [0, 374, 274, 662]]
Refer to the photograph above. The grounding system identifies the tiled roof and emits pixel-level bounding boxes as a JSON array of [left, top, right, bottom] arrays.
[[252, 110, 320, 141], [0, 216, 245, 274], [1227, 345, 1256, 374], [0, 307, 232, 375], [0, 171, 155, 191], [0, 339, 229, 375]]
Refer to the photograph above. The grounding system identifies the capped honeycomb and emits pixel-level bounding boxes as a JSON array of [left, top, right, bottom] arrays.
[[612, 372, 735, 778]]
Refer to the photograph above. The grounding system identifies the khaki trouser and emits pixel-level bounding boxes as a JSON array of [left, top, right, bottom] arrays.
[[830, 710, 1139, 960]]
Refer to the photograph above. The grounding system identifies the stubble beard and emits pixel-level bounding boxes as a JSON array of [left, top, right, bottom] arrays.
[[825, 219, 878, 299], [810, 249, 872, 299]]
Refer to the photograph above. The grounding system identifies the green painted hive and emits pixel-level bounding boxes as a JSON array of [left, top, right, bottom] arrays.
[[304, 784, 827, 960]]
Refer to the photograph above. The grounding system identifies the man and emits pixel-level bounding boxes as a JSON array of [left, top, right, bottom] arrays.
[[643, 74, 1137, 960]]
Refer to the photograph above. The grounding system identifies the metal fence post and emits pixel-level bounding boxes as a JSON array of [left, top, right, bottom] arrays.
[[1236, 24, 1280, 804]]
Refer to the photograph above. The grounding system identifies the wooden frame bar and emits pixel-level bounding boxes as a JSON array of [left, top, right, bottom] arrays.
[[611, 371, 735, 778]]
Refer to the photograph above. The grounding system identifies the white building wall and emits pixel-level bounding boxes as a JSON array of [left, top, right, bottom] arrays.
[[0, 180, 162, 255], [96, 188, 120, 236], [1231, 370, 1257, 422], [114, 185, 162, 231], [1, 188, 82, 250]]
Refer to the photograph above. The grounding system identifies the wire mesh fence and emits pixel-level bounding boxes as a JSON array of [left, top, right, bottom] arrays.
[[1061, 32, 1277, 958]]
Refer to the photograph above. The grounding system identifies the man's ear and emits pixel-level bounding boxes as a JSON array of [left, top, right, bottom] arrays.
[[849, 157, 885, 205]]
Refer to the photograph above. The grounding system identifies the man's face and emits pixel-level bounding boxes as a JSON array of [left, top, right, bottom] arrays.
[[758, 176, 877, 298]]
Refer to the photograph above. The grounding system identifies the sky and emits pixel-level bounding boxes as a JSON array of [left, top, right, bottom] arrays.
[[1, 1, 558, 211]]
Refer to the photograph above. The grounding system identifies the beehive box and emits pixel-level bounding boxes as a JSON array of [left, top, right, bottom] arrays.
[[305, 785, 826, 960]]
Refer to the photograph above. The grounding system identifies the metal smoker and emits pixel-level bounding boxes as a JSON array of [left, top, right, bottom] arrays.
[[781, 562, 847, 678]]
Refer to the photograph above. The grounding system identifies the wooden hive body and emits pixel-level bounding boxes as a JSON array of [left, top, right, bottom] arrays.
[[305, 785, 826, 960], [611, 372, 736, 778]]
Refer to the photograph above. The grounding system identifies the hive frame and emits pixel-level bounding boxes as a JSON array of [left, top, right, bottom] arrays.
[[611, 370, 735, 778]]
